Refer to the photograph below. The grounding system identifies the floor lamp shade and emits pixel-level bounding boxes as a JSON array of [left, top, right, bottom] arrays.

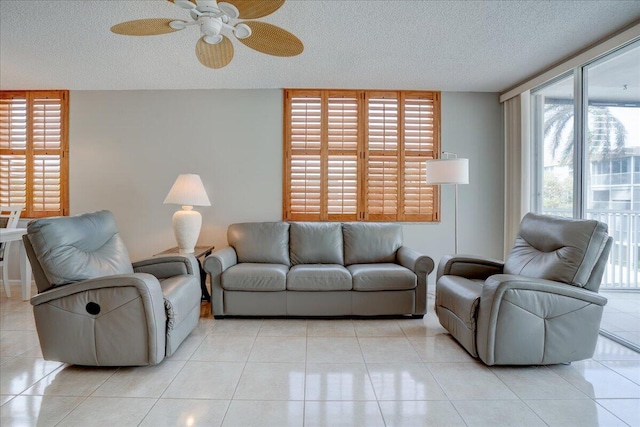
[[425, 158, 469, 185], [425, 156, 469, 254], [164, 174, 211, 254]]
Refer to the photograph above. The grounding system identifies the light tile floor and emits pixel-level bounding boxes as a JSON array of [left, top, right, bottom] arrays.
[[1, 286, 639, 426], [600, 291, 640, 350]]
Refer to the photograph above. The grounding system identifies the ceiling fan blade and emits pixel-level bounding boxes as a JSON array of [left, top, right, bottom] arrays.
[[196, 36, 234, 69], [110, 19, 184, 36], [167, 0, 197, 9], [239, 21, 303, 57], [221, 0, 285, 19]]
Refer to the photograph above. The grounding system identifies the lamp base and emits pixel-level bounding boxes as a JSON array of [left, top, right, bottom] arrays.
[[172, 207, 201, 254]]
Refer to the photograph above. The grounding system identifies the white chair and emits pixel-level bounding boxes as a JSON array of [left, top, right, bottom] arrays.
[[1, 205, 23, 297]]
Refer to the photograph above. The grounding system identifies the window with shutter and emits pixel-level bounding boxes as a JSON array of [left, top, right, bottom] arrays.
[[0, 90, 69, 218], [284, 89, 440, 222]]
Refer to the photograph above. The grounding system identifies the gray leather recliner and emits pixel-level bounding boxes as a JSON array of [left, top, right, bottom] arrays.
[[23, 210, 201, 366], [435, 212, 613, 366]]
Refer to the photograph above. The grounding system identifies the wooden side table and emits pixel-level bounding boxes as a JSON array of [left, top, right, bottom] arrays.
[[155, 245, 215, 302]]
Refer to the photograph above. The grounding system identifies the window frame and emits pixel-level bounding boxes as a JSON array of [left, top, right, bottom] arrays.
[[0, 90, 69, 218], [283, 88, 441, 223]]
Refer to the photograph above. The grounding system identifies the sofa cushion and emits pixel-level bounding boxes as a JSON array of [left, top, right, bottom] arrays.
[[227, 222, 290, 265], [343, 223, 402, 265], [222, 263, 288, 291], [287, 264, 352, 291], [26, 210, 134, 287], [348, 263, 416, 291], [504, 213, 609, 288], [290, 222, 344, 265]]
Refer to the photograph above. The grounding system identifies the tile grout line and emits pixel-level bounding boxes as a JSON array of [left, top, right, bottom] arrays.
[[220, 318, 263, 427]]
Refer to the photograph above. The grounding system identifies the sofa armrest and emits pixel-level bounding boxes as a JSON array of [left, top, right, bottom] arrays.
[[437, 254, 504, 281], [132, 254, 198, 280], [476, 274, 607, 365], [203, 246, 238, 317], [203, 246, 238, 275], [397, 246, 434, 315], [397, 246, 435, 276]]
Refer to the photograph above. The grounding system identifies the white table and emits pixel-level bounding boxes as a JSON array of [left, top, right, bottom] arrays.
[[1, 228, 32, 301]]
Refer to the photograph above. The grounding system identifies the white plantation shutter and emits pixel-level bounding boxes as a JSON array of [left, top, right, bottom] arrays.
[[284, 89, 439, 222], [0, 91, 68, 218]]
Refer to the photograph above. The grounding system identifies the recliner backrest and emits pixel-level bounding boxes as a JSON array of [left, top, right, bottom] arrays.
[[504, 212, 610, 289], [26, 210, 134, 290]]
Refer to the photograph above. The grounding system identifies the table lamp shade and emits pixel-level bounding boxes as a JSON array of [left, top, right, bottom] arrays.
[[163, 174, 211, 207], [425, 158, 469, 185], [164, 174, 210, 254]]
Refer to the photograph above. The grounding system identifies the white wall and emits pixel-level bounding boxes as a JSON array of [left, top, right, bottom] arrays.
[[5, 90, 504, 284]]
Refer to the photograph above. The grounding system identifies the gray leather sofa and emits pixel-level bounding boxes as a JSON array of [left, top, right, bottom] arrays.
[[23, 210, 201, 366], [204, 222, 434, 318], [436, 212, 613, 365]]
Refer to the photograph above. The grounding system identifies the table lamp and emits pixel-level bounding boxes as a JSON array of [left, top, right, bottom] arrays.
[[163, 174, 211, 253], [425, 152, 469, 254]]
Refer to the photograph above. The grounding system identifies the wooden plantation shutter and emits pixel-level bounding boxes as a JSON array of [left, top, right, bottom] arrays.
[[285, 90, 322, 220], [326, 91, 359, 220], [284, 89, 440, 222], [0, 90, 69, 218], [365, 92, 399, 221], [402, 92, 439, 221]]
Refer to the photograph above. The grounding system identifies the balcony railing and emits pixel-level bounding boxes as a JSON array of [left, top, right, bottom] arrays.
[[542, 209, 639, 290]]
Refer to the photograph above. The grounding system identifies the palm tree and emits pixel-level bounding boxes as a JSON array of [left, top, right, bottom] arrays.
[[544, 103, 627, 165]]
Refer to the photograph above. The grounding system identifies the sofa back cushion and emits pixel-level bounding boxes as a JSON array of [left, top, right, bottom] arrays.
[[228, 222, 290, 265], [504, 212, 609, 288], [290, 222, 344, 265], [343, 223, 402, 265], [26, 210, 134, 289]]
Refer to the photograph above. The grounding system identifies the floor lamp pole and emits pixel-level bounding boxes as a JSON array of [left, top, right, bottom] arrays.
[[454, 183, 459, 254]]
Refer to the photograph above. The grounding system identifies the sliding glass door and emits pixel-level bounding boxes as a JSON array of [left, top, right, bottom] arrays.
[[531, 40, 640, 350], [531, 74, 575, 217]]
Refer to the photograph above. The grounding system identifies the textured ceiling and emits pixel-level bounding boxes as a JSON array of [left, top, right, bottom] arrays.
[[1, 0, 639, 92]]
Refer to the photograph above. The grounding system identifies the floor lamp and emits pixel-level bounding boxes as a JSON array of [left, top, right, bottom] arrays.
[[425, 152, 469, 254]]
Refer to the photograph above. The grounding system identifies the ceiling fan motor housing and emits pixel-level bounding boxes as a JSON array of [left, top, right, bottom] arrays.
[[200, 16, 223, 37]]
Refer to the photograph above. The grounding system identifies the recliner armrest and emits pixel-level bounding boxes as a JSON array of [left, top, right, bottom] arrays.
[[437, 255, 504, 281], [30, 272, 167, 366], [133, 254, 199, 280], [30, 273, 165, 306], [480, 274, 608, 307], [476, 274, 607, 365]]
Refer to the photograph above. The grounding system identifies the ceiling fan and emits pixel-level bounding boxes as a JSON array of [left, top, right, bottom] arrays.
[[110, 0, 303, 69]]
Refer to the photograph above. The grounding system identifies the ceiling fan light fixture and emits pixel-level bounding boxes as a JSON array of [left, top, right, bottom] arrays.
[[174, 0, 196, 10], [234, 23, 252, 39], [217, 2, 240, 19], [169, 20, 187, 30], [203, 34, 224, 45]]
